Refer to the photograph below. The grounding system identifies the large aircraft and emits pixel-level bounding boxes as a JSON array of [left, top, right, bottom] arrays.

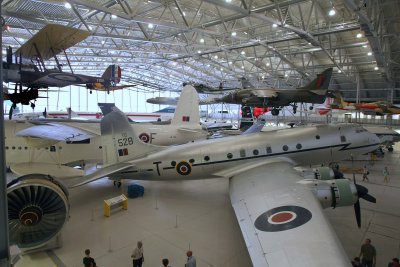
[[214, 68, 334, 115], [54, 110, 380, 266], [5, 85, 207, 178], [3, 24, 134, 117]]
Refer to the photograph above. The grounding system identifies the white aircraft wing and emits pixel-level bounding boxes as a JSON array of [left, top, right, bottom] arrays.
[[229, 160, 350, 267], [16, 123, 96, 142], [250, 89, 278, 98], [68, 162, 133, 188]]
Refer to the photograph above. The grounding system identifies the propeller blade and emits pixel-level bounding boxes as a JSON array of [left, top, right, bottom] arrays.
[[354, 200, 361, 228], [362, 194, 376, 203], [8, 106, 13, 120], [355, 184, 369, 198]]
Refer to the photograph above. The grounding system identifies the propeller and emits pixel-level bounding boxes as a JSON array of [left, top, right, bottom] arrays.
[[8, 103, 16, 120], [353, 179, 376, 228]]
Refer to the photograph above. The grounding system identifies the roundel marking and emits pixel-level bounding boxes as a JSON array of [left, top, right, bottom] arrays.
[[139, 133, 150, 143], [254, 205, 312, 232], [48, 73, 85, 83], [176, 161, 192, 176]]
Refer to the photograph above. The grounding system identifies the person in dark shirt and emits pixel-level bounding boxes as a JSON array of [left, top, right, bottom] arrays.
[[83, 249, 97, 267], [359, 239, 376, 267]]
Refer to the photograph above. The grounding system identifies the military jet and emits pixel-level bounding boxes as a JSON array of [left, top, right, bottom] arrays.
[[213, 68, 334, 115]]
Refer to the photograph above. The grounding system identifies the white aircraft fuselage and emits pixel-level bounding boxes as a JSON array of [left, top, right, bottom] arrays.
[[104, 123, 380, 182], [4, 120, 206, 167]]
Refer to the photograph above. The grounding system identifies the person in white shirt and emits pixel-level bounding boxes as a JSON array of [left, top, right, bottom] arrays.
[[185, 250, 196, 267], [131, 241, 144, 267]]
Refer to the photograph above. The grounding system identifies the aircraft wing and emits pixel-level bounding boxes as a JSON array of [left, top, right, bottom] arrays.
[[68, 163, 133, 188], [16, 24, 90, 60], [16, 123, 96, 142], [249, 89, 278, 98], [228, 160, 350, 267]]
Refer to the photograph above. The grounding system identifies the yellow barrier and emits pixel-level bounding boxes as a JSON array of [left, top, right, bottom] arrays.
[[103, 194, 128, 217]]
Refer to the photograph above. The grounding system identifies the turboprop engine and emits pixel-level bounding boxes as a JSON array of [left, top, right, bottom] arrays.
[[308, 167, 376, 228], [7, 174, 69, 249]]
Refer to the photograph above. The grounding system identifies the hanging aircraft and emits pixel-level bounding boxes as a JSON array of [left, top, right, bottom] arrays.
[[329, 93, 400, 116], [212, 68, 334, 116], [41, 109, 379, 267], [5, 85, 207, 178], [2, 24, 134, 118]]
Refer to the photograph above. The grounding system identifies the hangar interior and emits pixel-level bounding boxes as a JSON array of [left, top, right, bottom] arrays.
[[1, 0, 400, 266]]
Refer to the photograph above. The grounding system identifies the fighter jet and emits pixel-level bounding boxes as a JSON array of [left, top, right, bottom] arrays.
[[214, 68, 334, 115]]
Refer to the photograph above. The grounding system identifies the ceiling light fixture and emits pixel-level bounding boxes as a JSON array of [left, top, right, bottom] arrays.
[[111, 14, 117, 19], [356, 33, 362, 38], [200, 38, 204, 43], [148, 23, 154, 29], [65, 2, 72, 9], [241, 51, 245, 55], [338, 70, 342, 73], [328, 9, 336, 16], [272, 23, 278, 28], [214, 55, 218, 59], [374, 66, 379, 70], [231, 32, 236, 36], [197, 50, 201, 54], [367, 52, 372, 56], [362, 45, 367, 48]]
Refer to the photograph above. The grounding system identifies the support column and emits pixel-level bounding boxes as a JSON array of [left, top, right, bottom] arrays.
[[0, 5, 11, 267]]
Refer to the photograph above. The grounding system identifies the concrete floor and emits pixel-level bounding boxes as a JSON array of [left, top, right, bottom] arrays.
[[11, 144, 400, 267]]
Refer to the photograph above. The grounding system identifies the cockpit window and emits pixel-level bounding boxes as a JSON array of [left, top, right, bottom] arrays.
[[340, 135, 346, 142]]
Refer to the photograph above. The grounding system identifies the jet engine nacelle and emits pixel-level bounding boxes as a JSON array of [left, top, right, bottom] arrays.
[[314, 179, 358, 209], [7, 174, 69, 249]]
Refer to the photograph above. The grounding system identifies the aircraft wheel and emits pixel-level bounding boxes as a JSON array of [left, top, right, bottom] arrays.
[[309, 106, 314, 110], [388, 146, 394, 152], [293, 108, 297, 114], [117, 181, 122, 188], [90, 90, 93, 94], [271, 109, 279, 116]]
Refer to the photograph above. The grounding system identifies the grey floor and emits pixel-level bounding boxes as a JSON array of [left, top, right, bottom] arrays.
[[12, 144, 400, 267]]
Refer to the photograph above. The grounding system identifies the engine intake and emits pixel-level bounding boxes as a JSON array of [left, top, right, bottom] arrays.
[[7, 174, 69, 249]]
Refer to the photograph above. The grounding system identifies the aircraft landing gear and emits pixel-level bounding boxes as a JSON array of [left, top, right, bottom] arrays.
[[387, 146, 394, 152], [113, 180, 122, 188], [271, 108, 279, 116], [293, 105, 297, 114], [90, 90, 92, 94], [30, 102, 36, 110], [309, 106, 314, 110]]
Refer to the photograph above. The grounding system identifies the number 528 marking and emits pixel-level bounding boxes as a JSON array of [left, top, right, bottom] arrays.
[[117, 137, 134, 146]]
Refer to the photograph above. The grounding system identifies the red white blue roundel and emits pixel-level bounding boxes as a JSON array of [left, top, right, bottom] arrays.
[[139, 133, 150, 143], [254, 205, 312, 232], [176, 161, 192, 175]]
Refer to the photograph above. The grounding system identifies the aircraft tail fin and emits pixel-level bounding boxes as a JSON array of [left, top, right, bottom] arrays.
[[239, 106, 255, 131], [101, 111, 162, 166], [330, 92, 348, 108], [171, 85, 200, 125], [102, 65, 122, 83], [300, 68, 333, 90], [98, 103, 134, 122]]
